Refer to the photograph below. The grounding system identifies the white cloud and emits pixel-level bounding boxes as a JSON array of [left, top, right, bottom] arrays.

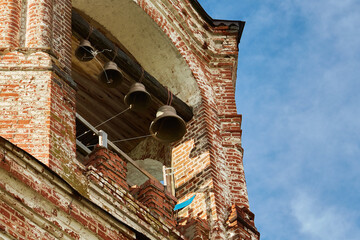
[[291, 191, 360, 240], [198, 1, 360, 239], [294, 0, 360, 58]]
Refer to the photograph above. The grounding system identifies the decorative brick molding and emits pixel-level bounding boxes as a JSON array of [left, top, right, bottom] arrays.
[[0, 137, 185, 239], [0, 0, 22, 48], [84, 146, 129, 192], [84, 146, 180, 230], [227, 204, 260, 240], [136, 179, 178, 228], [177, 217, 210, 240], [0, 0, 259, 238], [131, 1, 253, 237], [0, 0, 87, 196], [0, 137, 134, 240]]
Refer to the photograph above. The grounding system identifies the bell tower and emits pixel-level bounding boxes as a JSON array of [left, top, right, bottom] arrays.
[[0, 0, 88, 192], [0, 0, 259, 239]]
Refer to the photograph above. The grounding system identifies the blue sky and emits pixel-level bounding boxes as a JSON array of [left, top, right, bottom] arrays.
[[198, 0, 360, 239]]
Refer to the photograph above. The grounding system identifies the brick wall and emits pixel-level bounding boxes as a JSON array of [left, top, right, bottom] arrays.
[[0, 0, 258, 239], [0, 0, 87, 195], [227, 204, 260, 240], [85, 146, 179, 229], [85, 146, 129, 192], [134, 0, 258, 238], [136, 178, 177, 228], [177, 217, 210, 240], [25, 0, 72, 71], [0, 138, 134, 240], [0, 0, 22, 47], [1, 134, 185, 239], [0, 51, 52, 161]]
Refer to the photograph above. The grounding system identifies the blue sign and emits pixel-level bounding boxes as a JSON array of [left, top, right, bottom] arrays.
[[173, 195, 196, 211]]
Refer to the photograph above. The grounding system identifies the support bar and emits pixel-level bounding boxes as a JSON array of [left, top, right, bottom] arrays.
[[76, 113, 158, 182], [98, 130, 108, 148], [76, 139, 91, 154]]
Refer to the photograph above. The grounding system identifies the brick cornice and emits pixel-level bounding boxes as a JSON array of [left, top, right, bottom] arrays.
[[227, 204, 260, 238], [0, 49, 77, 89], [0, 137, 184, 239]]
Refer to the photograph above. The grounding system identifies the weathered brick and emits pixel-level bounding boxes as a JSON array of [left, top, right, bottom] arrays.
[[0, 0, 258, 239], [85, 146, 129, 192]]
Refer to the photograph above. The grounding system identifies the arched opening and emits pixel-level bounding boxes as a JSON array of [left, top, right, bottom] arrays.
[[72, 0, 201, 189], [73, 0, 201, 107]]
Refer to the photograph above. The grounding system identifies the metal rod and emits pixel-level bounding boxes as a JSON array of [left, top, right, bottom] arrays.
[[95, 107, 130, 128], [76, 113, 158, 182], [76, 139, 91, 154], [77, 107, 130, 139], [111, 134, 151, 143], [76, 113, 99, 135]]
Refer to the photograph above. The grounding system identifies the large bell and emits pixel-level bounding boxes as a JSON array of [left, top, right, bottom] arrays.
[[124, 83, 151, 111], [150, 105, 186, 143], [75, 40, 95, 62], [99, 61, 123, 88]]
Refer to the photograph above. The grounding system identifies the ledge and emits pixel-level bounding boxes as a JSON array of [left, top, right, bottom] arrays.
[[0, 137, 183, 240], [189, 0, 245, 44]]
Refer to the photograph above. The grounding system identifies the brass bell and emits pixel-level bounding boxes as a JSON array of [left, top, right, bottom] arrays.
[[149, 105, 186, 143], [99, 61, 123, 88], [75, 40, 95, 62], [124, 83, 151, 111]]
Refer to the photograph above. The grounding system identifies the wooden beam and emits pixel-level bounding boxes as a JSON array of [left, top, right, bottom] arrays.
[[71, 10, 193, 122]]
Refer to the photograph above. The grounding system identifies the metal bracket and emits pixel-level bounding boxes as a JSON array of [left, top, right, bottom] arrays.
[[98, 130, 108, 148]]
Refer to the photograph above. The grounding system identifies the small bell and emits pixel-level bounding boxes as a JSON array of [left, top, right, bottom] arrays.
[[75, 40, 95, 62], [124, 83, 151, 111], [99, 61, 123, 88], [149, 105, 186, 143]]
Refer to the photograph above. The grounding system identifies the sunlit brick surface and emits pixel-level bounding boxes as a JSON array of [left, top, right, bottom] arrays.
[[0, 0, 258, 239]]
